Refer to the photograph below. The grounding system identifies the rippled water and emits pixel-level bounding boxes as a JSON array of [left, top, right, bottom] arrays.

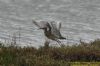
[[0, 0, 100, 47]]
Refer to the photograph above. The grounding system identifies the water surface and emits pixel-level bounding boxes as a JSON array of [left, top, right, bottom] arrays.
[[0, 0, 100, 47]]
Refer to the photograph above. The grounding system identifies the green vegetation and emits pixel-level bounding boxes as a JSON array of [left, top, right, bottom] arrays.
[[0, 39, 100, 66]]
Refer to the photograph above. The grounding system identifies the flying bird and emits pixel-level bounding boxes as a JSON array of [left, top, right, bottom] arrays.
[[32, 20, 66, 46]]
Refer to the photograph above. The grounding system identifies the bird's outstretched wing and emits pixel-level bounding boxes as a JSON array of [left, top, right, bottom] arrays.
[[56, 22, 61, 30], [32, 20, 41, 28], [50, 21, 61, 30], [32, 20, 49, 29], [49, 21, 62, 39], [50, 21, 65, 39]]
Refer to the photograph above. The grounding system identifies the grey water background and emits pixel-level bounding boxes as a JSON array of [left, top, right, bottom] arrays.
[[0, 0, 100, 47]]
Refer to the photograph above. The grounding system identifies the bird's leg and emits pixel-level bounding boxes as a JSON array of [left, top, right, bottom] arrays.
[[56, 39, 64, 47], [44, 40, 50, 48], [44, 37, 50, 48], [56, 39, 62, 46]]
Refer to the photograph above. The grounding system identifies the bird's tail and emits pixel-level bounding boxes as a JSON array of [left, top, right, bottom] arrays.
[[60, 36, 66, 39]]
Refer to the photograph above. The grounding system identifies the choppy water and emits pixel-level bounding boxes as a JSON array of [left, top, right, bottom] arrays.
[[0, 0, 100, 47]]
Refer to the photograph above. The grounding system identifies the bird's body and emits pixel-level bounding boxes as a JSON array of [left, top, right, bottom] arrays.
[[32, 20, 66, 46], [43, 23, 65, 40]]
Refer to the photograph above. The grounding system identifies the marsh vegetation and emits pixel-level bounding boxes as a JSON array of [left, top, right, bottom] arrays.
[[0, 39, 100, 66]]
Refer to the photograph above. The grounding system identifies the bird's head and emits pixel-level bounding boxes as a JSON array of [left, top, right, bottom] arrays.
[[39, 27, 50, 31]]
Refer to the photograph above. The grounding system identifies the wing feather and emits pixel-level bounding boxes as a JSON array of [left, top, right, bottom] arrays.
[[32, 20, 41, 28], [56, 22, 61, 30], [49, 21, 62, 38], [32, 20, 49, 29]]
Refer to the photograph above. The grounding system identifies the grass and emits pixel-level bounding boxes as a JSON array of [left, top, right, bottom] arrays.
[[0, 39, 100, 66]]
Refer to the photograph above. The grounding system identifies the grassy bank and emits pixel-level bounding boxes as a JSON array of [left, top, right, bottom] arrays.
[[0, 39, 100, 66]]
